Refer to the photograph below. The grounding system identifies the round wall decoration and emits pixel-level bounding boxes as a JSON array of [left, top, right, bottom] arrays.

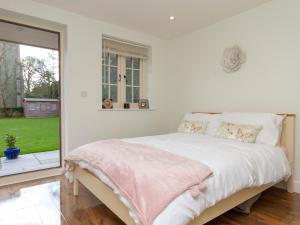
[[222, 45, 246, 73]]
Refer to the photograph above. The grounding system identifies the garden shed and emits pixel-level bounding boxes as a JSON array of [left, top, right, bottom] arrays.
[[23, 98, 59, 117]]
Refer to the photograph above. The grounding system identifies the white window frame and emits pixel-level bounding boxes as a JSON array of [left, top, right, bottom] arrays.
[[102, 52, 122, 108], [102, 54, 145, 109]]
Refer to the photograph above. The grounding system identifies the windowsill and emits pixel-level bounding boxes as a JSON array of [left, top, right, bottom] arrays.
[[98, 108, 156, 112]]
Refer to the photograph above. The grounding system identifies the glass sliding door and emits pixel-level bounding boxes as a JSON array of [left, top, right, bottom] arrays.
[[0, 20, 61, 176]]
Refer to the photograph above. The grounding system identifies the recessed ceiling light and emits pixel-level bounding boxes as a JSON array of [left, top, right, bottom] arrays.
[[169, 16, 175, 20]]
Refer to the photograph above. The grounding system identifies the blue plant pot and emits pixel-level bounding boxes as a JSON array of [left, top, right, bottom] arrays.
[[3, 147, 20, 159]]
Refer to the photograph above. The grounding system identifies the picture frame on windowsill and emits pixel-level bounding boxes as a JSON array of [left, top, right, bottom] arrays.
[[138, 99, 149, 109]]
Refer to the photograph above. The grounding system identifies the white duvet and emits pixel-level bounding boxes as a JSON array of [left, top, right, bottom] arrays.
[[75, 133, 291, 225]]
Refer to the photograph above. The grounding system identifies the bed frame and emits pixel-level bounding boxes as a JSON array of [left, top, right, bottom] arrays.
[[72, 113, 295, 225]]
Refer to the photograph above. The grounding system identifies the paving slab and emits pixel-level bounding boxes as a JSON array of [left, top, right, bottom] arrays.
[[0, 150, 61, 177]]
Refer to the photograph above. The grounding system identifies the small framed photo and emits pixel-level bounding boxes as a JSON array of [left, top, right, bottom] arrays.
[[138, 99, 149, 109], [102, 98, 113, 109]]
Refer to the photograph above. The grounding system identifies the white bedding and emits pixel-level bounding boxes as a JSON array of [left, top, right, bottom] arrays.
[[75, 133, 291, 225]]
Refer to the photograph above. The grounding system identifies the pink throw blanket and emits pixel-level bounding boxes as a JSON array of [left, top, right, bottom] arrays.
[[65, 140, 212, 225]]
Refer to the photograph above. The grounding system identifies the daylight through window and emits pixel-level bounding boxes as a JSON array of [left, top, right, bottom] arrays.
[[102, 36, 149, 108]]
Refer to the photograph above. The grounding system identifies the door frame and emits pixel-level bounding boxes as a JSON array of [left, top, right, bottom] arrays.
[[0, 10, 66, 186]]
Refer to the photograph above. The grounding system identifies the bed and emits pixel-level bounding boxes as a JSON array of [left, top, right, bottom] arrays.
[[69, 113, 295, 225]]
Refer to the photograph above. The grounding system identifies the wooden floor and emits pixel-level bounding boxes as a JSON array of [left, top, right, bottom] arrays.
[[0, 176, 299, 225]]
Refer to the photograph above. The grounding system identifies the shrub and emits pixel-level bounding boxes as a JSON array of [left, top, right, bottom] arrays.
[[0, 107, 24, 118], [5, 134, 16, 149]]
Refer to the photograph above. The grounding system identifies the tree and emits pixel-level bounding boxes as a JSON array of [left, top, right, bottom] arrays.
[[30, 80, 59, 99], [32, 65, 56, 98], [21, 49, 59, 99], [50, 81, 59, 99], [21, 56, 46, 96]]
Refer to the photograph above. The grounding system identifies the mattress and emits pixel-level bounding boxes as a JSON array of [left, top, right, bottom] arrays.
[[74, 133, 291, 225]]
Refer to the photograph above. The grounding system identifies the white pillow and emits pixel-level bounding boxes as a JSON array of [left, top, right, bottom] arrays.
[[220, 112, 284, 146], [178, 113, 221, 136]]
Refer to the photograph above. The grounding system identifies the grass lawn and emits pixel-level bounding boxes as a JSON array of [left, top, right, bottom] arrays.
[[0, 117, 59, 157]]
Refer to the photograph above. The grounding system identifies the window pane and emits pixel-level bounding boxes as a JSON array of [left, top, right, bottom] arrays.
[[110, 67, 118, 84], [51, 103, 57, 111], [126, 57, 132, 68], [133, 87, 140, 103], [126, 69, 132, 85], [29, 103, 36, 111], [102, 84, 109, 100], [102, 65, 105, 83], [102, 66, 109, 83], [104, 52, 109, 65], [133, 58, 140, 69], [102, 65, 109, 83], [133, 70, 140, 86], [41, 103, 46, 111], [110, 85, 118, 102], [102, 52, 105, 64], [110, 53, 117, 66], [126, 86, 132, 103]]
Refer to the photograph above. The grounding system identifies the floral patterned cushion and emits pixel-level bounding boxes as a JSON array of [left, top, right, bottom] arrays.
[[216, 122, 262, 143], [216, 122, 240, 140], [182, 121, 209, 134], [236, 125, 263, 143]]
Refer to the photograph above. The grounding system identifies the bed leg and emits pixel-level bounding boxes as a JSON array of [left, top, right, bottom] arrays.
[[74, 178, 79, 196]]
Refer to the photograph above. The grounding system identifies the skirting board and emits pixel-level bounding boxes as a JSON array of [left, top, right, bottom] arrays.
[[294, 180, 300, 193], [275, 180, 300, 194], [0, 168, 63, 187]]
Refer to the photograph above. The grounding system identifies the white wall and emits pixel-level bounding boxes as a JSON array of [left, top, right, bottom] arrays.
[[168, 0, 300, 192], [1, 0, 299, 192], [0, 0, 172, 151]]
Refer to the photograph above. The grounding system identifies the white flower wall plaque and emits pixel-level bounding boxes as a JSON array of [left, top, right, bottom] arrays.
[[222, 45, 246, 73]]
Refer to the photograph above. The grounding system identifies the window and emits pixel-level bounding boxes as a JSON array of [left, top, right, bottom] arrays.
[[125, 57, 141, 103], [51, 103, 57, 111], [41, 103, 46, 111], [29, 103, 36, 111], [102, 36, 149, 108], [102, 52, 119, 102]]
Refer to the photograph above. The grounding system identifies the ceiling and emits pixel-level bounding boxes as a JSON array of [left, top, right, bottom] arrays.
[[33, 0, 271, 39]]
